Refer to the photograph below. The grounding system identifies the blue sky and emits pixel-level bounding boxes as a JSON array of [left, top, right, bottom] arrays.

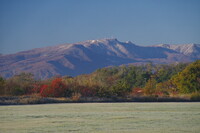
[[0, 0, 200, 54]]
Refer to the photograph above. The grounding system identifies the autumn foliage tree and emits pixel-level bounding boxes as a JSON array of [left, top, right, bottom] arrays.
[[0, 61, 197, 99], [40, 78, 71, 97], [4, 73, 35, 96]]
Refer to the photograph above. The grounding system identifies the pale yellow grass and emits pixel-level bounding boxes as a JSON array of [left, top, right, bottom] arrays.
[[0, 103, 200, 133]]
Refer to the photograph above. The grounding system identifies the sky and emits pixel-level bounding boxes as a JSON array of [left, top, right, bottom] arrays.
[[0, 0, 200, 54]]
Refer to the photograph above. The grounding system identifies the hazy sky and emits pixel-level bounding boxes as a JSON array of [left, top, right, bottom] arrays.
[[0, 0, 200, 54]]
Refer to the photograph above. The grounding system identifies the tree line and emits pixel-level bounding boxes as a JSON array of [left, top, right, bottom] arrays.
[[0, 60, 199, 99]]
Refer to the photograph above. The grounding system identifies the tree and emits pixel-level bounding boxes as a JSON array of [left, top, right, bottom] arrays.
[[110, 80, 132, 97], [172, 60, 200, 93], [0, 76, 5, 95], [155, 80, 176, 96], [80, 86, 97, 97], [40, 85, 49, 97], [155, 63, 187, 83], [144, 75, 157, 95], [4, 73, 35, 96], [40, 78, 72, 97], [134, 71, 151, 88]]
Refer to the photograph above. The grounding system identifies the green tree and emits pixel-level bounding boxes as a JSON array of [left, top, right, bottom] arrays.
[[155, 63, 187, 83], [144, 75, 157, 95], [172, 60, 200, 93], [110, 80, 132, 97]]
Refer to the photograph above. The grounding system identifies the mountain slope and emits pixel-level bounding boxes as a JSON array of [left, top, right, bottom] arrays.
[[154, 43, 200, 59], [0, 38, 198, 79]]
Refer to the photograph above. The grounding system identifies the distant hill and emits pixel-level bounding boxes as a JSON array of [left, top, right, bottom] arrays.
[[0, 38, 199, 79]]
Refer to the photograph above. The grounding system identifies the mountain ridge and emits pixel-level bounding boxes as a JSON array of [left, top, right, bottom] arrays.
[[0, 38, 199, 79], [153, 43, 200, 59]]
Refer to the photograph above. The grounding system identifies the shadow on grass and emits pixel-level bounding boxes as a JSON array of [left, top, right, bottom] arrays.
[[0, 95, 199, 105]]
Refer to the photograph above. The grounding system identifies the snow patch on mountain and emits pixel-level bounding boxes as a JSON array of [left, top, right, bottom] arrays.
[[155, 43, 200, 58]]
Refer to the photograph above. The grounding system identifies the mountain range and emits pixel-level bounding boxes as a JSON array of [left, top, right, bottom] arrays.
[[0, 38, 199, 79]]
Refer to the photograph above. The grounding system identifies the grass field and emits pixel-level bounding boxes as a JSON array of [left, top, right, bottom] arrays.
[[0, 103, 200, 133]]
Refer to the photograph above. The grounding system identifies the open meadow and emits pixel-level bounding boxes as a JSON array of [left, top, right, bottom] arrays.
[[0, 102, 200, 133]]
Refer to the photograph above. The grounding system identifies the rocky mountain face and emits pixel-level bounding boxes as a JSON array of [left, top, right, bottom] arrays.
[[0, 38, 199, 79]]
